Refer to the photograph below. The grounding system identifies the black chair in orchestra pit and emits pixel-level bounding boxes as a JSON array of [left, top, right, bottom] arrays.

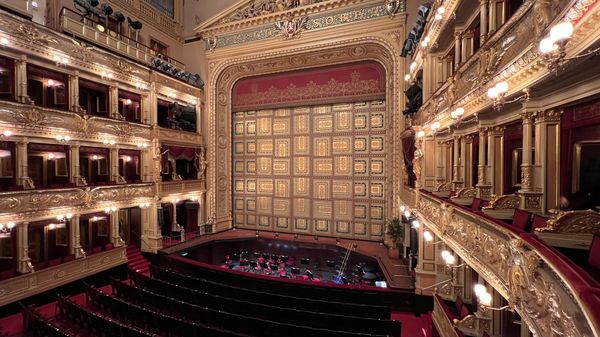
[[326, 260, 336, 268], [239, 259, 249, 267], [291, 267, 300, 275], [249, 261, 258, 269], [271, 254, 279, 262], [280, 255, 289, 263], [259, 262, 269, 270], [262, 253, 270, 259], [301, 257, 310, 265], [270, 264, 279, 272], [253, 252, 261, 258]]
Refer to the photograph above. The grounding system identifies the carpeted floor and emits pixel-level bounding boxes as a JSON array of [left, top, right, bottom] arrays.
[[391, 311, 432, 337]]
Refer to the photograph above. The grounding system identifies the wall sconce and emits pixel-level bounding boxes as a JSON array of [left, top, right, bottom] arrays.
[[450, 107, 464, 122], [256, 230, 260, 237], [404, 74, 411, 82], [0, 221, 16, 235], [0, 130, 11, 139], [539, 21, 573, 73], [190, 196, 199, 202], [104, 206, 118, 214], [409, 62, 417, 71], [431, 121, 441, 132], [403, 210, 412, 220], [139, 202, 150, 208], [473, 283, 512, 313], [56, 134, 71, 142], [56, 213, 73, 221], [101, 71, 113, 80], [168, 92, 176, 99], [48, 153, 55, 160], [135, 82, 147, 90], [103, 139, 116, 146], [416, 130, 425, 138], [411, 220, 420, 229], [488, 81, 529, 111], [0, 37, 8, 47], [136, 142, 148, 149], [53, 55, 69, 67], [399, 205, 406, 212]]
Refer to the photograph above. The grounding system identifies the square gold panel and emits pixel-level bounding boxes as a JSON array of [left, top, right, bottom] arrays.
[[332, 181, 352, 199], [275, 217, 289, 229], [234, 214, 244, 225], [334, 156, 352, 176], [257, 157, 272, 175], [234, 179, 244, 193], [336, 221, 350, 234], [273, 118, 290, 135], [273, 159, 290, 175], [354, 204, 368, 219], [370, 204, 384, 221], [294, 136, 310, 155], [246, 179, 256, 193], [294, 218, 309, 231], [315, 219, 330, 233], [258, 215, 270, 227], [273, 199, 290, 216], [354, 137, 368, 153], [274, 180, 289, 198], [332, 137, 352, 154], [246, 215, 256, 226], [257, 196, 271, 214], [370, 136, 384, 152], [293, 198, 310, 217], [370, 224, 384, 236], [370, 182, 384, 198], [246, 160, 256, 173], [246, 198, 256, 211], [257, 179, 273, 194], [275, 139, 290, 157], [354, 114, 368, 130], [274, 108, 291, 116], [234, 121, 244, 135], [246, 121, 256, 135], [354, 182, 368, 198], [234, 198, 244, 211], [370, 159, 384, 175], [354, 159, 368, 175], [234, 161, 244, 173], [314, 138, 330, 157], [354, 222, 367, 235], [234, 142, 244, 154], [257, 109, 273, 116], [294, 115, 310, 134], [257, 139, 273, 156], [314, 180, 330, 199], [293, 157, 310, 175], [233, 111, 244, 119], [246, 141, 256, 154], [334, 200, 352, 221], [314, 115, 333, 133], [313, 201, 332, 219], [314, 158, 333, 176], [314, 105, 331, 114], [370, 113, 384, 129], [293, 178, 310, 196], [335, 111, 352, 132], [257, 117, 272, 135]]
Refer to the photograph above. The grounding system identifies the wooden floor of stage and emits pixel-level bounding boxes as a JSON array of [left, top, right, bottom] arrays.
[[161, 229, 414, 290]]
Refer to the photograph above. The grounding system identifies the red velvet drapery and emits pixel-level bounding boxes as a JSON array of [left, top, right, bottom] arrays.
[[401, 128, 416, 187]]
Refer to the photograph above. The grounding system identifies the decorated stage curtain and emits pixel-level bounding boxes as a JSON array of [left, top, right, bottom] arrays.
[[232, 61, 386, 112]]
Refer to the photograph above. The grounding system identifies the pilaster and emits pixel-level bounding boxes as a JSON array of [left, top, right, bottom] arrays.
[[16, 222, 32, 274], [487, 127, 504, 196], [68, 72, 84, 113], [454, 31, 462, 68], [534, 109, 562, 213], [69, 214, 84, 258], [110, 211, 124, 247], [141, 200, 162, 253], [518, 111, 542, 211], [109, 84, 120, 119], [476, 127, 491, 198], [14, 55, 32, 104], [15, 139, 33, 189], [452, 136, 464, 190], [480, 0, 488, 43]]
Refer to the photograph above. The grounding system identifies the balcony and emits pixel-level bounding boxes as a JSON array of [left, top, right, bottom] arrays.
[[0, 245, 126, 306], [405, 188, 600, 337], [0, 183, 154, 219], [154, 126, 203, 147], [159, 180, 204, 198]]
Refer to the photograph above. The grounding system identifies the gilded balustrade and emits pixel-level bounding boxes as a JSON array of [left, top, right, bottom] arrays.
[[159, 180, 204, 198], [412, 190, 600, 337], [432, 294, 463, 337]]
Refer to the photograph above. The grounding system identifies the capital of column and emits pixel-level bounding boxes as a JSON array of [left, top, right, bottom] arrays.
[[454, 31, 462, 40], [488, 126, 505, 136], [535, 109, 562, 123], [521, 111, 536, 124]]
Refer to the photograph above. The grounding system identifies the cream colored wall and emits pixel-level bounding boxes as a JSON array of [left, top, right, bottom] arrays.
[[181, 40, 207, 81], [183, 0, 238, 37]]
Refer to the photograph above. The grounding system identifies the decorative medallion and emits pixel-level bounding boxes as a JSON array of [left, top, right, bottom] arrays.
[[275, 15, 309, 39], [384, 0, 402, 18]]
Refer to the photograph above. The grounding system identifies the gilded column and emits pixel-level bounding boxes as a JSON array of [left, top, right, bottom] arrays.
[[462, 135, 474, 188], [110, 211, 123, 247], [534, 110, 562, 212], [476, 127, 491, 198], [435, 140, 445, 186], [110, 147, 120, 183], [69, 144, 81, 185], [454, 31, 462, 68], [518, 111, 543, 211], [68, 72, 84, 113], [452, 136, 463, 189], [16, 139, 33, 189], [69, 214, 84, 258], [15, 55, 32, 104], [109, 84, 120, 119], [488, 1, 497, 34], [487, 127, 504, 196], [171, 200, 180, 232], [198, 191, 206, 231], [16, 222, 32, 273], [480, 0, 489, 43], [145, 82, 157, 126], [141, 200, 162, 253]]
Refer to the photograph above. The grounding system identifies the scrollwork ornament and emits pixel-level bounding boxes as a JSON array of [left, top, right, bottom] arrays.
[[538, 210, 600, 235]]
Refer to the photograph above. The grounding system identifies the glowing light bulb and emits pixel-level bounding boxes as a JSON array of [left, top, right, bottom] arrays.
[[48, 79, 55, 86], [125, 156, 132, 162], [424, 231, 433, 242], [410, 62, 417, 70], [64, 135, 71, 141], [454, 107, 465, 116], [404, 74, 410, 82], [48, 153, 55, 159], [404, 210, 411, 218], [550, 21, 573, 42], [437, 7, 446, 14], [6, 222, 15, 229], [3, 130, 11, 137], [92, 155, 98, 160], [411, 220, 420, 228], [66, 213, 73, 219], [487, 87, 499, 99], [479, 292, 493, 306], [431, 122, 441, 130], [417, 130, 425, 138], [435, 13, 442, 21], [400, 205, 406, 212], [445, 254, 456, 265], [0, 37, 8, 46], [92, 216, 99, 222], [125, 99, 132, 105], [539, 37, 557, 54], [48, 224, 56, 230], [441, 250, 451, 260], [474, 284, 487, 297], [496, 81, 509, 94]]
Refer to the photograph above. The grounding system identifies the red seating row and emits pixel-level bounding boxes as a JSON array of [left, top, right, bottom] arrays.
[[20, 304, 70, 337]]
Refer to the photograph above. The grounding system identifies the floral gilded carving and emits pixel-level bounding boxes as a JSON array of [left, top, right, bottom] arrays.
[[219, 0, 326, 24], [0, 106, 64, 128], [483, 194, 519, 210], [536, 210, 600, 234]]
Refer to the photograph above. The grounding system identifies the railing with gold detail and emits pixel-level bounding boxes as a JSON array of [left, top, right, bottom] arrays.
[[432, 294, 463, 337], [159, 180, 204, 197], [155, 127, 204, 147], [408, 188, 600, 337]]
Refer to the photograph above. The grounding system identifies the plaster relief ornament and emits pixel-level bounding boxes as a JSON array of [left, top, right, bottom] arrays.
[[205, 35, 218, 52], [275, 15, 309, 39], [385, 0, 402, 18]]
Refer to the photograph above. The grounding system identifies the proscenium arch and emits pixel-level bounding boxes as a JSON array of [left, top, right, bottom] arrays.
[[207, 37, 405, 236]]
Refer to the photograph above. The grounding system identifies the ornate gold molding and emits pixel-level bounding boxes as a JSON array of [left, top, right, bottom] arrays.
[[536, 209, 600, 234], [483, 194, 519, 210]]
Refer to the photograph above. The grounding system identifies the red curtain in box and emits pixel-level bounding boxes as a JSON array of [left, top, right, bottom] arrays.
[[401, 128, 416, 187], [232, 61, 386, 112]]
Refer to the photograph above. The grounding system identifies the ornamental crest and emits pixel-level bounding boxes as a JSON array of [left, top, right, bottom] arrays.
[[275, 15, 308, 39], [385, 0, 403, 18]]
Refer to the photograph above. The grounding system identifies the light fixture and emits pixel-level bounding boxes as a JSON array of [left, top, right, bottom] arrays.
[[31, 1, 39, 9], [96, 24, 105, 32], [403, 210, 411, 218], [125, 99, 132, 105], [91, 216, 99, 222], [0, 37, 8, 46], [48, 223, 56, 230], [431, 121, 441, 131], [48, 153, 55, 160], [139, 202, 150, 208], [409, 62, 417, 71], [400, 205, 406, 212], [0, 221, 16, 235], [474, 284, 487, 297], [53, 55, 68, 67], [411, 220, 420, 229], [424, 230, 433, 242], [417, 130, 425, 138], [538, 21, 599, 73], [168, 92, 176, 99], [125, 156, 132, 162], [137, 142, 148, 148], [437, 7, 445, 14], [103, 139, 116, 146], [56, 134, 71, 142], [404, 74, 411, 82], [101, 70, 113, 80], [420, 40, 428, 48], [435, 13, 442, 21], [105, 206, 118, 213], [92, 155, 99, 160], [472, 284, 512, 313], [450, 107, 465, 124], [488, 81, 529, 111], [1, 130, 11, 138]]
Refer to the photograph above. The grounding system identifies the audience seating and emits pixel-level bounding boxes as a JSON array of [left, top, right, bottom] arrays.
[[511, 209, 532, 232], [530, 214, 549, 232], [115, 278, 398, 337], [148, 265, 393, 319], [21, 304, 70, 337], [471, 198, 485, 212]]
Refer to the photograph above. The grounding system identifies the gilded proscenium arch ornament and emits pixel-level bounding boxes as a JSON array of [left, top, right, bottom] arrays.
[[207, 38, 403, 234]]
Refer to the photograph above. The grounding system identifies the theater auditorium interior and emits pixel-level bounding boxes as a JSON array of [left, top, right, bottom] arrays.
[[0, 0, 599, 336]]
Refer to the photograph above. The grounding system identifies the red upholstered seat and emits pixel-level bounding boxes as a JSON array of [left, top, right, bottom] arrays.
[[471, 198, 484, 212], [530, 214, 549, 233], [455, 295, 464, 313], [512, 209, 532, 232], [459, 305, 470, 319], [588, 235, 600, 270], [92, 246, 103, 254]]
